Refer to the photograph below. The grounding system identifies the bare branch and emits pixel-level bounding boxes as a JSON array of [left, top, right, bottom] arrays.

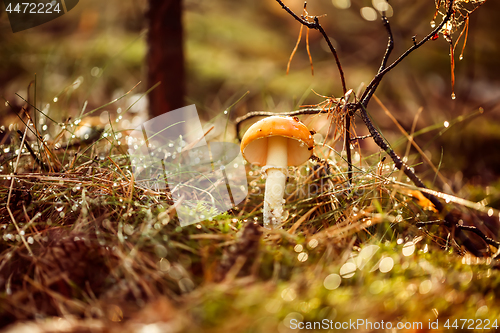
[[379, 15, 394, 72], [360, 0, 455, 107], [235, 107, 331, 140], [275, 0, 346, 94]]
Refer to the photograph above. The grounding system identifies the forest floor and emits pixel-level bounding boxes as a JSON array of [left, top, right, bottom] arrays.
[[1, 0, 500, 332]]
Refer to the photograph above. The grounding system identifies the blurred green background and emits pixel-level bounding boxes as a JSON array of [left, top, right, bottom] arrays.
[[1, 0, 499, 185]]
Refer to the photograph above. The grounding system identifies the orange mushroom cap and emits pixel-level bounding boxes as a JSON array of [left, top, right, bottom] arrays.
[[240, 116, 315, 166]]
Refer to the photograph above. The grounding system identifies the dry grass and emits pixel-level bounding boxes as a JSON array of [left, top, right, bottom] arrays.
[[1, 100, 500, 332]]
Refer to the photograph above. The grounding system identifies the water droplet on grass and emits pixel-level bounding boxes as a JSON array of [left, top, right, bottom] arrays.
[[340, 262, 356, 278], [430, 20, 436, 28], [379, 257, 394, 273], [308, 239, 319, 249], [402, 241, 416, 256], [297, 252, 308, 262]]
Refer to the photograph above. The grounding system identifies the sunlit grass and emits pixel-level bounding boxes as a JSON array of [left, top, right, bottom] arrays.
[[2, 80, 500, 332]]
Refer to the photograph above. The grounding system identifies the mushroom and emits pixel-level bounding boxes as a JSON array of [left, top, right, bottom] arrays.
[[240, 116, 315, 228]]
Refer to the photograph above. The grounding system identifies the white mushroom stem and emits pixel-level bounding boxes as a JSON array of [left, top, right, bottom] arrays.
[[263, 136, 288, 228]]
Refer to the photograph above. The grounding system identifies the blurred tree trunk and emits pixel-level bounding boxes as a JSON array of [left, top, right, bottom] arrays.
[[146, 0, 185, 118]]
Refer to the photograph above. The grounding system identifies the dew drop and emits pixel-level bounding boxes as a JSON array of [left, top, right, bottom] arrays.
[[444, 121, 450, 128], [298, 252, 308, 262], [402, 241, 416, 256], [459, 55, 463, 60], [379, 257, 394, 273], [451, 93, 456, 100], [430, 20, 436, 28], [340, 262, 356, 278], [53, 97, 58, 102], [224, 110, 228, 115]]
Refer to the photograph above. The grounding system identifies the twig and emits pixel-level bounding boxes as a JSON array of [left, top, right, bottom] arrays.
[[457, 225, 500, 249], [352, 0, 455, 211], [416, 219, 500, 255], [275, 0, 346, 93], [275, 0, 353, 185], [344, 101, 352, 185], [362, 15, 394, 107], [360, 0, 455, 107], [268, 0, 456, 214], [351, 135, 371, 141], [235, 107, 331, 140]]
